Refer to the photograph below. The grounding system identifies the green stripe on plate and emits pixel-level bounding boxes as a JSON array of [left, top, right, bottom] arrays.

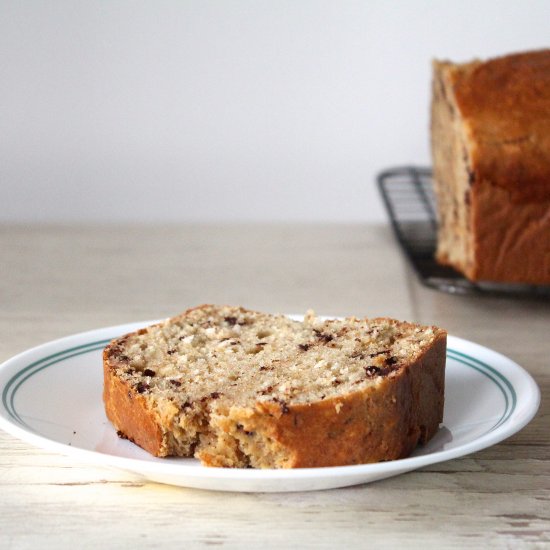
[[448, 349, 516, 410], [2, 339, 111, 429], [447, 354, 507, 430]]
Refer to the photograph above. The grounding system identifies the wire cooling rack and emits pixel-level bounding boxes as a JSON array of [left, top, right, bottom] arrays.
[[377, 166, 550, 297]]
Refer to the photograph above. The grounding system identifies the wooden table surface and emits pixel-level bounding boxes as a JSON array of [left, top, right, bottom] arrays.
[[1, 224, 548, 549]]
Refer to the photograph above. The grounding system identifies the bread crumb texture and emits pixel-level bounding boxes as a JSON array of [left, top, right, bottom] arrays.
[[103, 305, 446, 468]]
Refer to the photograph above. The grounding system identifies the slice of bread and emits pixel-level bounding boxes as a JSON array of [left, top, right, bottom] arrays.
[[103, 305, 446, 468]]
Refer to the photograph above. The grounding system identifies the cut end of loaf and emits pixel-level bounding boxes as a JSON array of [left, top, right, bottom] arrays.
[[431, 60, 477, 279], [103, 305, 446, 468]]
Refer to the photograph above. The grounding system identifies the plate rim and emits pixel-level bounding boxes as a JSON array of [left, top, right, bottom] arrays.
[[0, 319, 541, 486]]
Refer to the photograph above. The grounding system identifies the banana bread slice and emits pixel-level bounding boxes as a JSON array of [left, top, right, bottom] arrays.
[[103, 305, 446, 468]]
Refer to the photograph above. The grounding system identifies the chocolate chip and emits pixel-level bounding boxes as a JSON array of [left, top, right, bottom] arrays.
[[224, 316, 238, 326], [350, 352, 364, 359], [181, 400, 193, 410], [143, 369, 156, 377], [170, 379, 182, 387], [332, 379, 341, 386], [365, 360, 399, 378], [136, 382, 149, 394], [199, 392, 223, 404], [467, 169, 475, 186], [313, 329, 333, 343], [298, 343, 311, 351], [364, 366, 381, 377], [259, 385, 273, 395], [166, 349, 177, 355]]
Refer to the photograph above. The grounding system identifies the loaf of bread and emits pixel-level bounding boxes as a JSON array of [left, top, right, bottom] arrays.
[[431, 49, 550, 285], [103, 305, 446, 468]]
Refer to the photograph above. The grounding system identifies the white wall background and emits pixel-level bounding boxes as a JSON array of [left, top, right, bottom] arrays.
[[1, 1, 548, 223]]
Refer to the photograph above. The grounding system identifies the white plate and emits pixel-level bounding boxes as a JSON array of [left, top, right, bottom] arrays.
[[0, 319, 540, 492]]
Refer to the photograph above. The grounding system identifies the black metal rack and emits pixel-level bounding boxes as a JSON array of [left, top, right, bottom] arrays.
[[377, 166, 550, 297]]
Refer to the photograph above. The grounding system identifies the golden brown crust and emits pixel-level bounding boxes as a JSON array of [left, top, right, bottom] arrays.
[[432, 50, 550, 285], [103, 347, 166, 456], [469, 182, 550, 283], [443, 50, 550, 203]]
